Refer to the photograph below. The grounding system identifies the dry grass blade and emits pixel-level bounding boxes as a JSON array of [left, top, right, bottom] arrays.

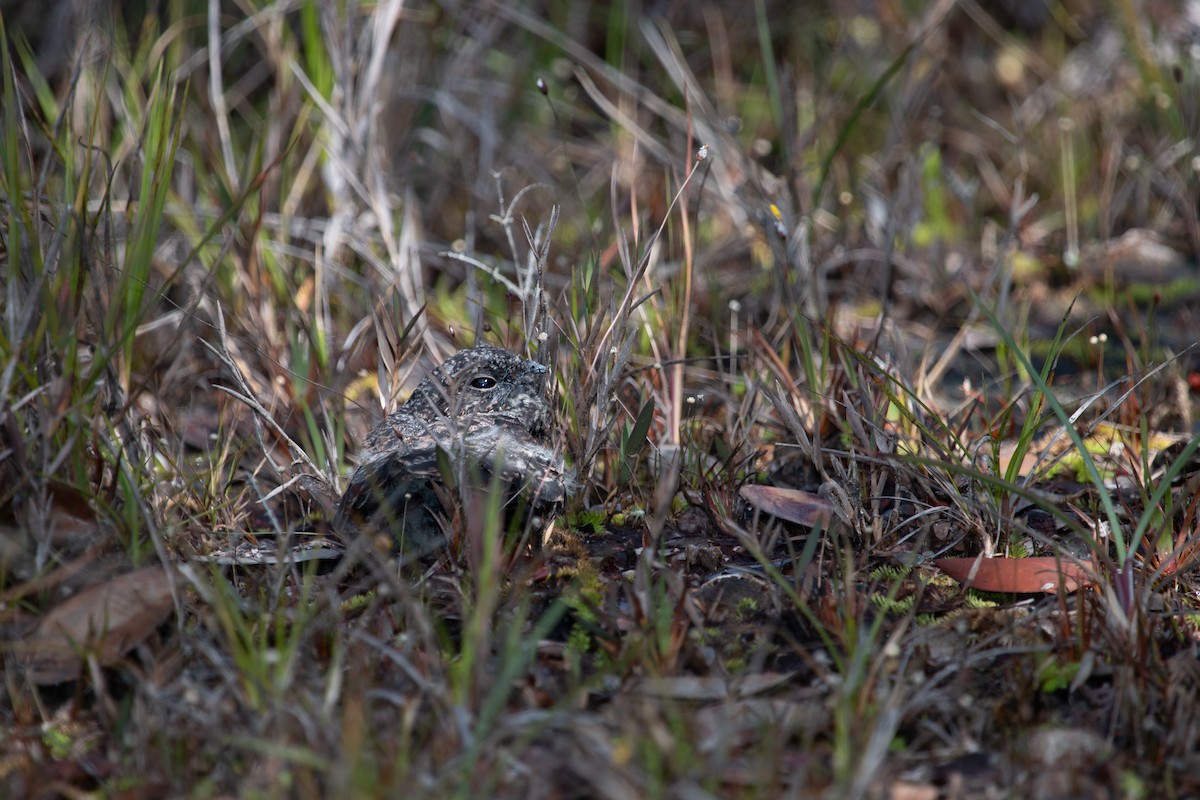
[[199, 304, 332, 492]]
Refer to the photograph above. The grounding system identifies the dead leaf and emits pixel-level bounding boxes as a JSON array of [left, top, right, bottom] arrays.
[[23, 565, 174, 684], [178, 399, 255, 450], [630, 671, 795, 701], [739, 485, 834, 528], [935, 556, 1093, 594], [1024, 727, 1111, 767], [1080, 228, 1189, 285], [886, 782, 939, 800], [694, 698, 826, 754], [40, 480, 104, 546]]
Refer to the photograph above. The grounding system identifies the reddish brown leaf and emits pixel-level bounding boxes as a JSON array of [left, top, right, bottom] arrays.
[[935, 556, 1093, 594], [739, 485, 834, 529], [178, 399, 255, 450], [23, 566, 174, 684], [40, 480, 104, 546], [886, 782, 939, 800], [47, 480, 95, 520]]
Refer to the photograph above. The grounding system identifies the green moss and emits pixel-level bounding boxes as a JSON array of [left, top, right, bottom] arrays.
[[964, 591, 1001, 608], [1038, 657, 1080, 693], [341, 592, 375, 613], [566, 625, 591, 656], [611, 506, 645, 527], [567, 508, 607, 534], [42, 726, 75, 760], [870, 593, 915, 614], [735, 596, 761, 620], [869, 564, 905, 582]]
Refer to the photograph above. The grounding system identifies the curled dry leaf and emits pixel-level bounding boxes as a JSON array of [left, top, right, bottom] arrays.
[[739, 484, 834, 528], [935, 556, 1094, 594], [22, 565, 174, 684]]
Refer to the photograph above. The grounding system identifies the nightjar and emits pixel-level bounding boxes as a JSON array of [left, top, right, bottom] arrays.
[[335, 344, 568, 556]]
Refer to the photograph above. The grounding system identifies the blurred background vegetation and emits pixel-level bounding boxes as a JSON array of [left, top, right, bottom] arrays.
[[4, 0, 1200, 796]]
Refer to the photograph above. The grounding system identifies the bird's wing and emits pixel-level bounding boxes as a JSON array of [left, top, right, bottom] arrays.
[[458, 419, 572, 503]]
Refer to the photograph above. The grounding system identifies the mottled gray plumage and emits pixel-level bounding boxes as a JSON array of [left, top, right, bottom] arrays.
[[336, 344, 568, 556]]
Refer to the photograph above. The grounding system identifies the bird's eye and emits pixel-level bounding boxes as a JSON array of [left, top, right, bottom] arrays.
[[470, 375, 497, 390]]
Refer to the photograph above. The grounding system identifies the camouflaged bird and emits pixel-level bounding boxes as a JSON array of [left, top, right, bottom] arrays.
[[335, 344, 569, 556]]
